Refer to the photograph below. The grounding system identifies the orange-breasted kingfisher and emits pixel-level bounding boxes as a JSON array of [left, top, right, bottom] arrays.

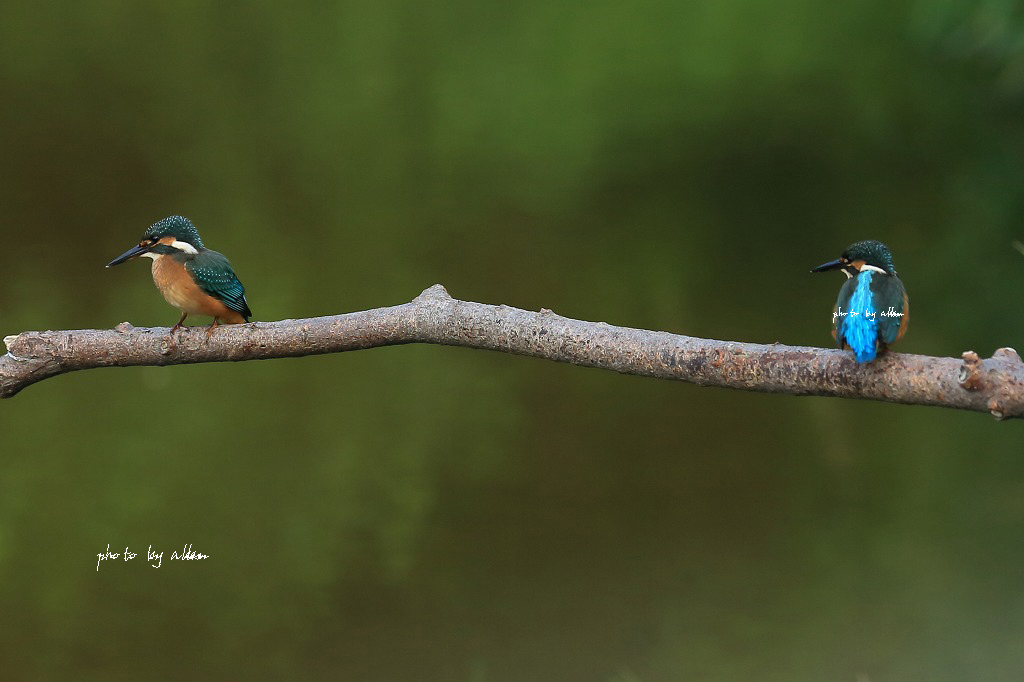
[[811, 240, 908, 363], [106, 215, 252, 334]]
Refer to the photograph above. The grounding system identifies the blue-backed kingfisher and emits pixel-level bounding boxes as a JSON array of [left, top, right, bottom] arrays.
[[106, 215, 252, 334], [811, 240, 908, 363]]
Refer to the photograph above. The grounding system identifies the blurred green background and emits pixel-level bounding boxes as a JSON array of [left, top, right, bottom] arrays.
[[1, 1, 1023, 680]]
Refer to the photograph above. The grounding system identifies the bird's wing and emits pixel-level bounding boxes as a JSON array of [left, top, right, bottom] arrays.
[[873, 275, 907, 345], [833, 277, 857, 349], [185, 250, 252, 319]]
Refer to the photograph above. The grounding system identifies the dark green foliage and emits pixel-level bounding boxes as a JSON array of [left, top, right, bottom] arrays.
[[2, 1, 1024, 680]]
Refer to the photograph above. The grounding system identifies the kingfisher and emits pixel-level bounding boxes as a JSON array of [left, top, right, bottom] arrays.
[[811, 240, 908, 363], [106, 215, 252, 334]]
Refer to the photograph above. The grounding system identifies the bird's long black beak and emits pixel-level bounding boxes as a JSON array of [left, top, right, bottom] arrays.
[[106, 243, 151, 268], [810, 258, 843, 273]]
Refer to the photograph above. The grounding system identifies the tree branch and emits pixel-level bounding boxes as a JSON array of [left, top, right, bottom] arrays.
[[2, 284, 1023, 419]]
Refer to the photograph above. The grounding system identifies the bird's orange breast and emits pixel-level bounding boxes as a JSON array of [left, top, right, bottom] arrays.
[[151, 256, 244, 322]]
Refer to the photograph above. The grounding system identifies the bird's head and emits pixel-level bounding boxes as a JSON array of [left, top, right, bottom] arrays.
[[106, 215, 205, 267], [811, 240, 897, 279]]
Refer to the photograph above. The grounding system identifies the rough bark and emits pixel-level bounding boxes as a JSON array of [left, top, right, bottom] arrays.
[[2, 284, 1023, 419]]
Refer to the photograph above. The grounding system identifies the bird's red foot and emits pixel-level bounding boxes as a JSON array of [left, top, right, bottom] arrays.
[[170, 313, 188, 336]]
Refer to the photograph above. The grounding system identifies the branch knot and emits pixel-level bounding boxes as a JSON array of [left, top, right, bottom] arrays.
[[414, 284, 452, 302], [959, 351, 983, 390]]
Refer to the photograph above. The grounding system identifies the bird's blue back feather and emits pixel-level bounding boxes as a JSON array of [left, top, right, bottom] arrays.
[[844, 272, 877, 363]]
